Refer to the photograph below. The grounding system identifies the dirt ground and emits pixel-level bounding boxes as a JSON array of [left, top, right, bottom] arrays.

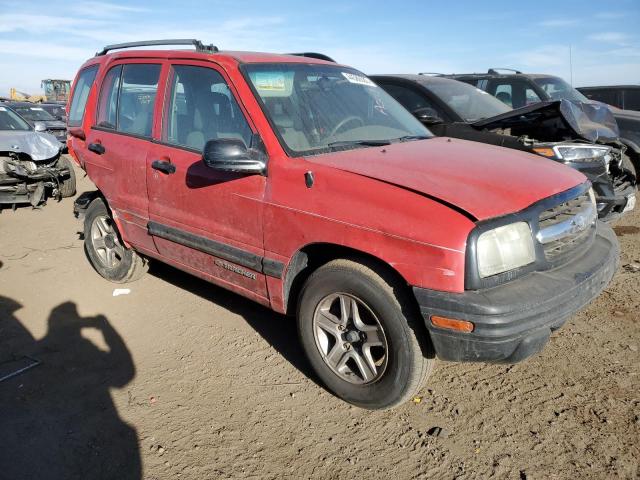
[[1, 160, 638, 480]]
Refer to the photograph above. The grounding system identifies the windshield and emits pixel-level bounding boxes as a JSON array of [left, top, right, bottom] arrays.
[[42, 105, 66, 119], [12, 106, 56, 121], [0, 106, 32, 131], [533, 77, 590, 103], [244, 63, 431, 155], [428, 80, 511, 122]]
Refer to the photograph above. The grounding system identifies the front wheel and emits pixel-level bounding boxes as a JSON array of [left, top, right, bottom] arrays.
[[83, 198, 148, 283], [297, 258, 433, 409], [57, 155, 76, 198]]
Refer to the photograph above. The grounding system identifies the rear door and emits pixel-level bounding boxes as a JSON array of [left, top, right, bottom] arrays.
[[84, 61, 165, 252], [145, 61, 268, 301]]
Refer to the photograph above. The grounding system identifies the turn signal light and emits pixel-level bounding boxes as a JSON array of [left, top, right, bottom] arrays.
[[532, 147, 556, 158], [431, 315, 474, 333]]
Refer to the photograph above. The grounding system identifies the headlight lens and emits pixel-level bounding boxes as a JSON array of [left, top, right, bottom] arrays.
[[477, 222, 535, 278], [553, 145, 612, 163]]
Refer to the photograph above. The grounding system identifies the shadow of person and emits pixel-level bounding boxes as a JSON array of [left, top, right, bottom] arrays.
[[0, 299, 141, 480]]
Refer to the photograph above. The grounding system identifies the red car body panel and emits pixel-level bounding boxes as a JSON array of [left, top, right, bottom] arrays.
[[306, 138, 585, 221], [67, 50, 586, 314]]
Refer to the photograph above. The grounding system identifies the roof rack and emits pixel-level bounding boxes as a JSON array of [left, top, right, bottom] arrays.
[[288, 52, 336, 62], [96, 39, 218, 56], [418, 72, 444, 76], [487, 68, 522, 75]]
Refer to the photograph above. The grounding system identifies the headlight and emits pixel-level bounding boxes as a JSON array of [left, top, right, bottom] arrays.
[[552, 145, 611, 163], [477, 222, 535, 278]]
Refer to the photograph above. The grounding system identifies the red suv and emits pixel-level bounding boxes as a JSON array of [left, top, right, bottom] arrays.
[[68, 40, 618, 409]]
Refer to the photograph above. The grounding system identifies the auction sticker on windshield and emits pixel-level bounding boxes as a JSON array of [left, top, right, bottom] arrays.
[[254, 72, 286, 92], [342, 72, 377, 87], [0, 107, 6, 111]]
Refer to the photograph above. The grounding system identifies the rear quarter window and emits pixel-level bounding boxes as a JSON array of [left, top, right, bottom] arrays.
[[68, 65, 99, 127]]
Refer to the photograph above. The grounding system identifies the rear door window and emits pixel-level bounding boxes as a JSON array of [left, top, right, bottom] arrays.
[[96, 63, 161, 137], [68, 65, 98, 127], [97, 65, 122, 129]]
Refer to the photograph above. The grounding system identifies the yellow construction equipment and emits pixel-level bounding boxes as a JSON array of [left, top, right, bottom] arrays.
[[8, 79, 71, 103]]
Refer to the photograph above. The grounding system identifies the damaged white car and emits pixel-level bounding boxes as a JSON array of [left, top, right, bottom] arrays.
[[0, 105, 75, 209]]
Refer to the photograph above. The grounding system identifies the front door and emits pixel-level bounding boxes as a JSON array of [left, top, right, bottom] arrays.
[[146, 62, 268, 301]]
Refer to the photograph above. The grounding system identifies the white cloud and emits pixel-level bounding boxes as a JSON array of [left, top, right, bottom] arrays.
[[594, 12, 626, 20], [508, 45, 571, 69], [73, 1, 149, 17], [588, 32, 631, 44], [538, 19, 580, 27]]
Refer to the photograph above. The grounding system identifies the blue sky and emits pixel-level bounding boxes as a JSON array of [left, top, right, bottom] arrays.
[[0, 0, 638, 97]]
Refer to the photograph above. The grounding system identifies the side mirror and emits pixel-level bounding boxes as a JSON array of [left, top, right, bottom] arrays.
[[202, 137, 266, 175], [34, 122, 47, 132], [412, 107, 443, 125]]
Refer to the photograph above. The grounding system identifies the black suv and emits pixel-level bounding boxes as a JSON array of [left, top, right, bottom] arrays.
[[372, 74, 636, 221], [444, 70, 640, 177]]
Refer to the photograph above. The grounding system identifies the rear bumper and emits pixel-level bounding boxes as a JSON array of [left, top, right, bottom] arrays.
[[413, 222, 619, 363]]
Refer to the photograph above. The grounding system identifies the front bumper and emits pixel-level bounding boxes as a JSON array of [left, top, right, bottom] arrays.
[[572, 162, 636, 221], [413, 222, 619, 363], [0, 165, 71, 205]]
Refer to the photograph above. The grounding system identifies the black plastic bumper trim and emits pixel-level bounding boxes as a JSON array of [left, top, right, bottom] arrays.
[[147, 221, 284, 278], [414, 222, 619, 363]]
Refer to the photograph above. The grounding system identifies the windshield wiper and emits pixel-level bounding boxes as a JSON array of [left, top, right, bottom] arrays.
[[327, 139, 391, 150], [394, 135, 431, 142]]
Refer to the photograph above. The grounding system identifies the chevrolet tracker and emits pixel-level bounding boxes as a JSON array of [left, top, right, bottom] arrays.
[[68, 40, 619, 409]]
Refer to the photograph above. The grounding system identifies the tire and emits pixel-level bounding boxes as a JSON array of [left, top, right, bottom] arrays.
[[84, 198, 148, 283], [297, 258, 433, 410], [57, 155, 76, 198]]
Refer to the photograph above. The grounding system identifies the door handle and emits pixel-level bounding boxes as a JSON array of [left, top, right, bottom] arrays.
[[151, 159, 176, 174], [88, 143, 105, 155]]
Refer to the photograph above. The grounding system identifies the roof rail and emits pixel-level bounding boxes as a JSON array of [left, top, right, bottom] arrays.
[[96, 39, 218, 56], [418, 72, 444, 76], [487, 68, 522, 75], [288, 52, 336, 62]]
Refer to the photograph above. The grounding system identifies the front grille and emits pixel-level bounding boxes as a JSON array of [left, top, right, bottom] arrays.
[[537, 192, 595, 260]]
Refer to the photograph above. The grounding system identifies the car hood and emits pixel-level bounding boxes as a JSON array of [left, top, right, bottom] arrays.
[[305, 137, 585, 221], [40, 120, 66, 129], [472, 100, 620, 143], [0, 130, 61, 160]]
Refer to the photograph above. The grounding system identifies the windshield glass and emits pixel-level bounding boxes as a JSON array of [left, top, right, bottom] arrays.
[[12, 106, 56, 121], [428, 80, 511, 121], [244, 63, 431, 155], [533, 77, 590, 103], [42, 104, 66, 119], [0, 106, 32, 131]]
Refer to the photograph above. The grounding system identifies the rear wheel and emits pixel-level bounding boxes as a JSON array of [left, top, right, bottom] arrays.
[[84, 198, 148, 283], [57, 156, 76, 198], [297, 258, 433, 409]]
